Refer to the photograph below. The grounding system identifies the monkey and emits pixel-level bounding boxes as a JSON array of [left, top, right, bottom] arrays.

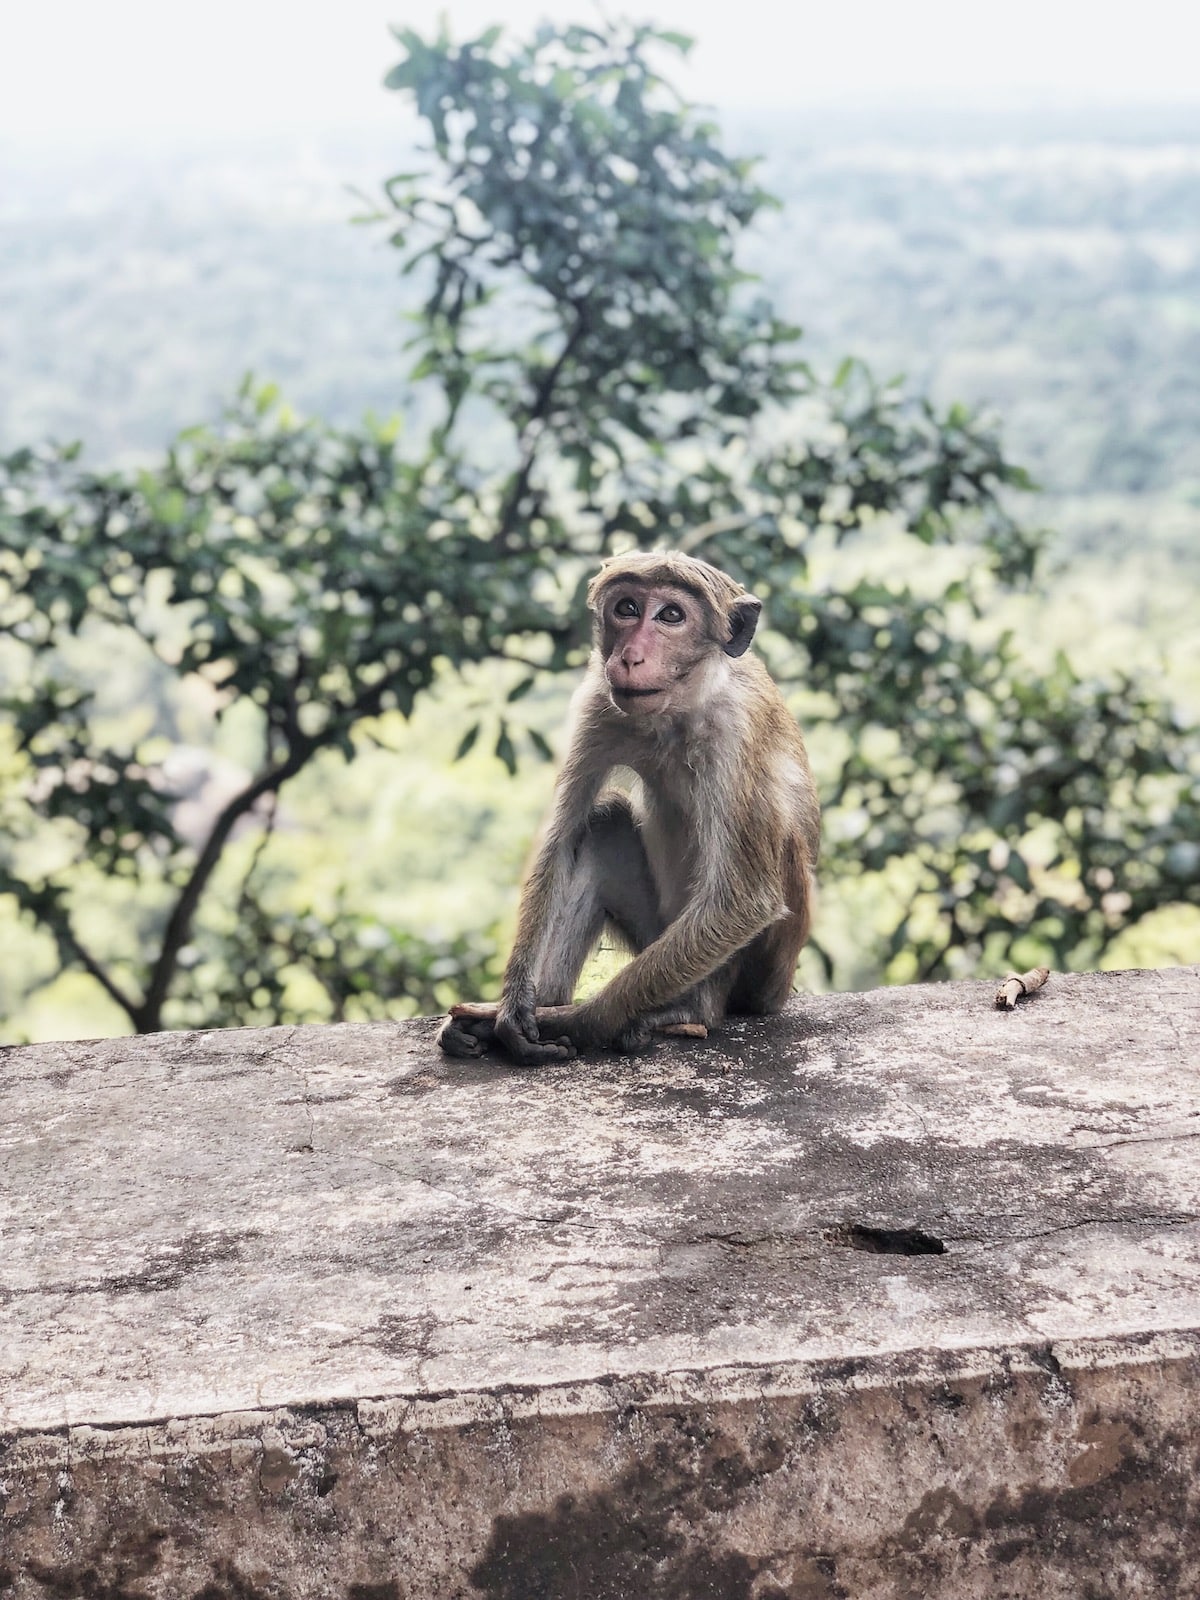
[[437, 549, 819, 1065]]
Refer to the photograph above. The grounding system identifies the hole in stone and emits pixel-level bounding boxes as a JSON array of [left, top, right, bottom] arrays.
[[837, 1225, 946, 1256]]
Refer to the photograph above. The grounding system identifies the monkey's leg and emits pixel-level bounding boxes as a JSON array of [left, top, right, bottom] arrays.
[[726, 893, 813, 1016], [528, 793, 663, 1000], [501, 796, 668, 1064], [524, 804, 758, 1058], [440, 823, 610, 1062]]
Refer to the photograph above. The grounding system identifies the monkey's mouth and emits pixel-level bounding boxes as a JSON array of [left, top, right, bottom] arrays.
[[611, 686, 664, 700]]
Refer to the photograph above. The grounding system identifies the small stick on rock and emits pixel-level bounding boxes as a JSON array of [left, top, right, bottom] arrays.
[[995, 966, 1050, 1010]]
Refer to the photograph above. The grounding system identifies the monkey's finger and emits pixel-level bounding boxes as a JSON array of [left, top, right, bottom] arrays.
[[658, 1022, 708, 1039], [504, 1034, 578, 1067], [495, 1016, 552, 1061]]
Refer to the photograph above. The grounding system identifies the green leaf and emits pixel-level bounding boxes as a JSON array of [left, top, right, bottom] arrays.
[[494, 723, 518, 776], [1005, 853, 1032, 891], [454, 722, 481, 760]]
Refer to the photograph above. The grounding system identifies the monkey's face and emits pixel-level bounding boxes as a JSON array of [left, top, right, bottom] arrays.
[[596, 581, 715, 714]]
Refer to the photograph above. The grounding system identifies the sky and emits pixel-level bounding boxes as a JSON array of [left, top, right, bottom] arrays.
[[0, 0, 1198, 145]]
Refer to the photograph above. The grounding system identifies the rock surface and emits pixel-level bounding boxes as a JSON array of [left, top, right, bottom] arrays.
[[2, 966, 1200, 1597]]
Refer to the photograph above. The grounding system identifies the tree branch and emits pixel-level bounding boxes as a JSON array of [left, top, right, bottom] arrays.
[[495, 313, 589, 550], [56, 917, 141, 1025], [234, 791, 279, 921], [133, 669, 409, 1031], [133, 745, 313, 1031]]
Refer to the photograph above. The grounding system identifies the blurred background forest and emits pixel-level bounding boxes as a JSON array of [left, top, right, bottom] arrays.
[[1, 3, 1198, 1043]]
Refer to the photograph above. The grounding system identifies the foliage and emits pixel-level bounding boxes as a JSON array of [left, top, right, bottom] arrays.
[[0, 398, 524, 1031], [809, 582, 1200, 981], [0, 18, 1196, 1036]]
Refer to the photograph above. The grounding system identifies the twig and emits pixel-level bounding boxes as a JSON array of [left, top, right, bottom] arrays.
[[995, 966, 1050, 1010]]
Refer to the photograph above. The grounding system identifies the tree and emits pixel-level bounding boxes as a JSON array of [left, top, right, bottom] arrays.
[[0, 18, 1196, 1036]]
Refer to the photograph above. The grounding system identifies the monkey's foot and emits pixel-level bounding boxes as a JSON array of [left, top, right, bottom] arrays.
[[611, 1020, 656, 1056], [436, 1013, 494, 1058]]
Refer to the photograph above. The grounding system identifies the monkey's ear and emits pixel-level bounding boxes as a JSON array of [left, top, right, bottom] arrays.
[[724, 596, 762, 658]]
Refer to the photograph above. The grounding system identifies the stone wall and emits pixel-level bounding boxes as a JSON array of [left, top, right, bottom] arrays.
[[3, 966, 1199, 1597]]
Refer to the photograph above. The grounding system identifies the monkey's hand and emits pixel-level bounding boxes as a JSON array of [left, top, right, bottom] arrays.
[[438, 999, 577, 1064], [494, 997, 578, 1066]]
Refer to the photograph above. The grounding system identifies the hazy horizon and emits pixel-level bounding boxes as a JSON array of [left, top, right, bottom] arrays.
[[2, 0, 1198, 152]]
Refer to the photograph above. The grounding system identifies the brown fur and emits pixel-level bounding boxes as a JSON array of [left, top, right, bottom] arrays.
[[438, 550, 820, 1064]]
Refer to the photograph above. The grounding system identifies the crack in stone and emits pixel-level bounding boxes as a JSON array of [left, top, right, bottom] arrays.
[[281, 1060, 316, 1154], [962, 1212, 1200, 1248], [1095, 1130, 1200, 1151], [698, 1231, 781, 1249]]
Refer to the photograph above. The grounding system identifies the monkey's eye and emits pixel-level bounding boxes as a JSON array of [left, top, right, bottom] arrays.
[[613, 597, 641, 619], [656, 603, 685, 625]]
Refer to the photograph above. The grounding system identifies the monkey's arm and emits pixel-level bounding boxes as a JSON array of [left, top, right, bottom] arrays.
[[490, 743, 611, 1064], [564, 867, 786, 1050]]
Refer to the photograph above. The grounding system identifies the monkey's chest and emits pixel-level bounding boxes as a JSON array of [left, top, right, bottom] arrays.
[[631, 780, 702, 924]]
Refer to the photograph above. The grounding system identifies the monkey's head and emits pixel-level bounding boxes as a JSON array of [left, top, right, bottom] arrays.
[[587, 551, 762, 715]]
